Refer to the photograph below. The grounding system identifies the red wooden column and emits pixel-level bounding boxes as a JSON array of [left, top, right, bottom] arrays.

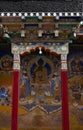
[[61, 54, 69, 130], [11, 70, 20, 130], [11, 45, 20, 130]]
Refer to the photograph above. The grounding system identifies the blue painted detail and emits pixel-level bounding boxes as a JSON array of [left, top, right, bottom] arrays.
[[23, 103, 36, 110], [43, 42, 51, 46], [78, 108, 83, 111], [45, 63, 51, 76], [50, 79, 55, 96], [31, 63, 37, 77], [29, 42, 37, 46], [23, 103, 61, 113], [25, 78, 31, 96], [0, 87, 8, 98], [42, 105, 61, 113]]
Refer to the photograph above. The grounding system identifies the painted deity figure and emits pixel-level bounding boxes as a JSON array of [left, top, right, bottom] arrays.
[[30, 58, 51, 103], [33, 58, 49, 84], [50, 73, 61, 102], [20, 73, 31, 99]]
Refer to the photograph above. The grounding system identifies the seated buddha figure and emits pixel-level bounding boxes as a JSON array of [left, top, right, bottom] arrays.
[[33, 58, 49, 84]]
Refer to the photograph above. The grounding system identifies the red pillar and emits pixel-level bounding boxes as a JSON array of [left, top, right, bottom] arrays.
[[11, 70, 20, 130], [61, 70, 69, 130]]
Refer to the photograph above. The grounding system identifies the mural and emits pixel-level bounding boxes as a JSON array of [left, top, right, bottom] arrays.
[[0, 51, 13, 106], [18, 51, 62, 129], [0, 48, 83, 130], [68, 50, 83, 130], [0, 50, 13, 129]]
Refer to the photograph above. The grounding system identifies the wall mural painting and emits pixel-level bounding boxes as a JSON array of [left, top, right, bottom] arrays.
[[68, 50, 83, 130], [0, 49, 83, 130], [0, 52, 13, 106], [0, 50, 62, 129], [19, 51, 62, 129], [0, 51, 13, 128]]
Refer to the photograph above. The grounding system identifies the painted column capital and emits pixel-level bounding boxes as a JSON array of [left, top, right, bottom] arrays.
[[13, 54, 20, 70], [53, 42, 69, 70], [60, 43, 69, 70], [11, 44, 20, 70], [60, 43, 69, 55], [61, 54, 68, 70]]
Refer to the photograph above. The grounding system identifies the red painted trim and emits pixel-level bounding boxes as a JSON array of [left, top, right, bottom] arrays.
[[11, 70, 20, 130], [61, 70, 69, 130]]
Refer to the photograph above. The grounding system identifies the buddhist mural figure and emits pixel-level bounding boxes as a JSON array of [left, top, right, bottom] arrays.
[[50, 73, 61, 102], [32, 58, 49, 84], [30, 58, 52, 103]]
